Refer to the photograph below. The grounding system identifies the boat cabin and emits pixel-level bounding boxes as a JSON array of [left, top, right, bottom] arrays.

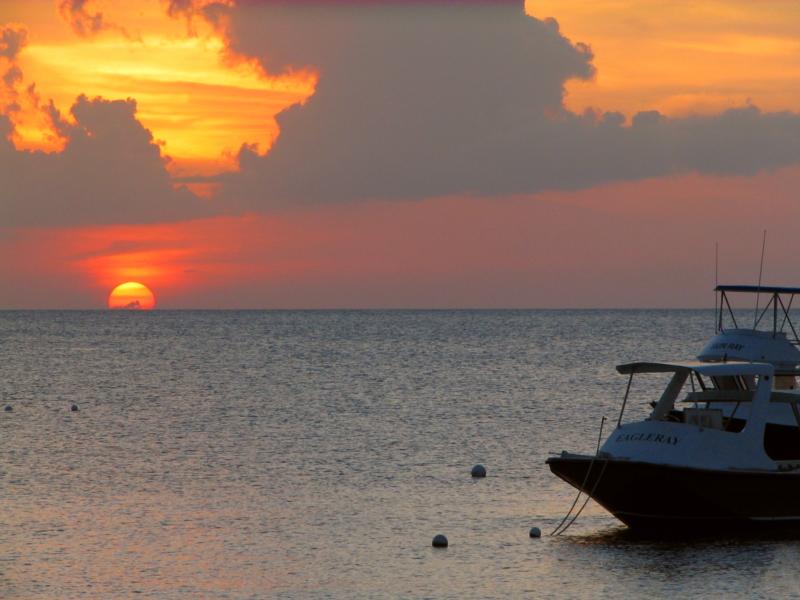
[[615, 361, 800, 465]]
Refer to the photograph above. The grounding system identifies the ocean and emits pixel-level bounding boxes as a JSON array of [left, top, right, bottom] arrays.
[[2, 310, 800, 599]]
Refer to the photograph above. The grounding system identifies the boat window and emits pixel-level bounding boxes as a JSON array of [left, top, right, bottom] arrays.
[[711, 375, 752, 391], [764, 389, 800, 460], [764, 421, 800, 461], [693, 372, 708, 390], [711, 375, 740, 390], [774, 375, 799, 390], [684, 408, 723, 429], [659, 376, 750, 432]]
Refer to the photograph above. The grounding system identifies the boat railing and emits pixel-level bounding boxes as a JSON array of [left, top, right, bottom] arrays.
[[716, 285, 800, 344]]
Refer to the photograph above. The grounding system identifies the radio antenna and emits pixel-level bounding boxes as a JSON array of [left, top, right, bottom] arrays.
[[754, 230, 767, 328], [714, 242, 719, 329]]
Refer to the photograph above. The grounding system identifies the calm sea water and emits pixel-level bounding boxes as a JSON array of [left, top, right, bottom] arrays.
[[2, 310, 800, 599]]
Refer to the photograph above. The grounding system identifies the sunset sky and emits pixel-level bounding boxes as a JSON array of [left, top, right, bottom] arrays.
[[1, 0, 799, 308]]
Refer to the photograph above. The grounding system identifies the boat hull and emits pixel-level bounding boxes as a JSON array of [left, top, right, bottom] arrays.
[[547, 454, 800, 531]]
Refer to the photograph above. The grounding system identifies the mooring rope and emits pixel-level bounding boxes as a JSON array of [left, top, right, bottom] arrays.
[[553, 456, 610, 536], [550, 415, 607, 536]]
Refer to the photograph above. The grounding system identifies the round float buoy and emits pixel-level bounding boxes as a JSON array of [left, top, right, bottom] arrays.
[[432, 534, 448, 548], [471, 464, 487, 478], [529, 527, 541, 538], [4, 405, 12, 412], [71, 404, 79, 412]]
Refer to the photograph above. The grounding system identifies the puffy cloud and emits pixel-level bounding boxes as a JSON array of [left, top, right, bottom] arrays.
[[213, 0, 800, 208], [5, 0, 799, 230], [0, 95, 210, 227]]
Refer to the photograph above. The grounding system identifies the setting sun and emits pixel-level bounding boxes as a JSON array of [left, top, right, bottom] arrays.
[[108, 281, 156, 310]]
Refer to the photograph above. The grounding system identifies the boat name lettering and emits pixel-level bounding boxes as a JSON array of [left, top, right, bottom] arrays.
[[615, 432, 679, 446], [711, 342, 744, 351]]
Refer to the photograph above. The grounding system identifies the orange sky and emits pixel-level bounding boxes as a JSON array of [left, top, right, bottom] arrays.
[[529, 0, 800, 117], [2, 0, 316, 176], [1, 1, 799, 308]]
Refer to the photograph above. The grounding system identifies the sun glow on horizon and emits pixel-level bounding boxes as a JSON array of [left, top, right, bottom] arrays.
[[108, 281, 156, 310]]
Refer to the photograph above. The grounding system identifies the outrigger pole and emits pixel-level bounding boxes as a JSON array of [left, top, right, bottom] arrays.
[[754, 229, 767, 329]]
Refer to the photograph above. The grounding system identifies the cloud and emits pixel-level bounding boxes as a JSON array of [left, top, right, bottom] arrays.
[[0, 25, 27, 60], [163, 0, 234, 35], [5, 0, 799, 230], [164, 0, 198, 18], [0, 95, 210, 227], [2, 65, 22, 89], [58, 0, 131, 39], [0, 25, 33, 130], [212, 0, 800, 208]]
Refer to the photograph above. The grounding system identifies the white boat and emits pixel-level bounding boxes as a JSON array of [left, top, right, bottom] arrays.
[[547, 285, 800, 531]]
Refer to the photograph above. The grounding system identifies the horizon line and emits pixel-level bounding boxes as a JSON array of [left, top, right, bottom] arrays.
[[0, 306, 735, 311]]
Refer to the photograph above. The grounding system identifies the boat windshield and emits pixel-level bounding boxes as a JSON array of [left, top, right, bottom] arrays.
[[614, 362, 773, 430], [775, 375, 799, 390]]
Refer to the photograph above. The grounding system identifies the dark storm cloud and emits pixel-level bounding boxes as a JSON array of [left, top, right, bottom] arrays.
[[0, 96, 210, 227], [210, 1, 800, 209]]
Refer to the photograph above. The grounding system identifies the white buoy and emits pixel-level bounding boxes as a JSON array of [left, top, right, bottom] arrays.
[[432, 534, 448, 548], [71, 404, 79, 412], [529, 527, 541, 538], [471, 464, 487, 478], [4, 405, 12, 412]]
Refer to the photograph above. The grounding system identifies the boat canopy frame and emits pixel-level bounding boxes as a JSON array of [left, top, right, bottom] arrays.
[[715, 285, 800, 344], [616, 360, 774, 377]]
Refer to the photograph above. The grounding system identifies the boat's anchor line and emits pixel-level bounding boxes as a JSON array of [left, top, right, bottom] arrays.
[[550, 415, 607, 536]]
